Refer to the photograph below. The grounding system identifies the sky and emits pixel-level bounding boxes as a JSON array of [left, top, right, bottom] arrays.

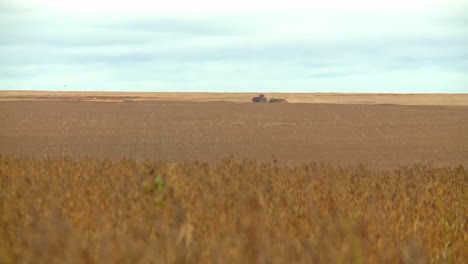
[[1, 0, 467, 93]]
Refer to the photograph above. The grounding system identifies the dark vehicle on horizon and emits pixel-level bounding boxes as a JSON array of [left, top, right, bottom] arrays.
[[252, 94, 267, 103]]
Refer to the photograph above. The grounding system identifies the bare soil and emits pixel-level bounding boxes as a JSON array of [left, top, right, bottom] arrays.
[[1, 92, 467, 168]]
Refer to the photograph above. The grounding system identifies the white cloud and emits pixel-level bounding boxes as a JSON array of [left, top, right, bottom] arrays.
[[5, 0, 463, 18], [0, 0, 467, 92]]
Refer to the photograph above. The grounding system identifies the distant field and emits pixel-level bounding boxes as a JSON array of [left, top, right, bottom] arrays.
[[2, 90, 468, 105], [0, 97, 467, 168]]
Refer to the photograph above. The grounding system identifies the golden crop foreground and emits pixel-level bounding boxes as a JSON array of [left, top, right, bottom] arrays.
[[0, 157, 466, 263]]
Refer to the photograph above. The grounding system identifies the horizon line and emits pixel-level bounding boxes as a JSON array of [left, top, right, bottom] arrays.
[[1, 89, 467, 95]]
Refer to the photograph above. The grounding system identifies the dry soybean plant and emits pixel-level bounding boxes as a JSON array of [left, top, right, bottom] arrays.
[[0, 156, 467, 263]]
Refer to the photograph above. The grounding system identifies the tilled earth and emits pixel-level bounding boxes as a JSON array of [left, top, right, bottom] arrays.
[[1, 100, 467, 168]]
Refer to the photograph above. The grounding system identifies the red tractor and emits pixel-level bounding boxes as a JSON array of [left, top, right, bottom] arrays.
[[252, 94, 267, 103]]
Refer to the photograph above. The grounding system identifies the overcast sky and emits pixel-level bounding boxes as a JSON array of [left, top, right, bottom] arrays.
[[1, 0, 467, 93]]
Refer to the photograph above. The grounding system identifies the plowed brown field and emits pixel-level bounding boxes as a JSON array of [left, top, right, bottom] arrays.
[[1, 93, 467, 168]]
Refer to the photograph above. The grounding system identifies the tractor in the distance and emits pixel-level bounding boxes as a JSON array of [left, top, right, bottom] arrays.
[[252, 94, 267, 103]]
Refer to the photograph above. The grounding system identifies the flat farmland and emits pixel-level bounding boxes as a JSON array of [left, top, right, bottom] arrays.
[[0, 93, 467, 168], [1, 92, 468, 263]]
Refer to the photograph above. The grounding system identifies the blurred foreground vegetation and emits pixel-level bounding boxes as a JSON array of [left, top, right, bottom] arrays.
[[0, 157, 466, 263]]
